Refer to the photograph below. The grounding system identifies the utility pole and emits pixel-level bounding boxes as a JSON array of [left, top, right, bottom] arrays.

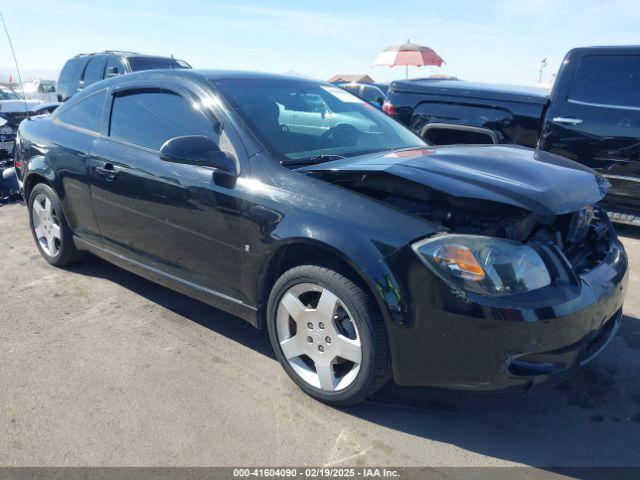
[[538, 57, 548, 84]]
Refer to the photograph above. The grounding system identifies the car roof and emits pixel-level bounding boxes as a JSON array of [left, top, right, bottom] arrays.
[[65, 69, 325, 102], [100, 69, 324, 83], [197, 70, 323, 82], [73, 51, 182, 60]]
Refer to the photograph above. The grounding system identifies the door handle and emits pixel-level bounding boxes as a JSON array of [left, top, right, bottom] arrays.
[[95, 163, 119, 180], [552, 117, 583, 125]]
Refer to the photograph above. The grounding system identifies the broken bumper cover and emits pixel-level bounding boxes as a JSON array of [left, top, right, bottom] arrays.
[[384, 233, 628, 391]]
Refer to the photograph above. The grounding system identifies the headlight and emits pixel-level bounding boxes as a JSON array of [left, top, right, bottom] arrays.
[[412, 234, 551, 296]]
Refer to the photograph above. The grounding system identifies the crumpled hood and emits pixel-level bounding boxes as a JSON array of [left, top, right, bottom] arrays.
[[298, 145, 609, 215]]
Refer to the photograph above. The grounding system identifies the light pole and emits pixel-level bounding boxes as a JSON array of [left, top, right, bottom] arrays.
[[538, 57, 548, 84]]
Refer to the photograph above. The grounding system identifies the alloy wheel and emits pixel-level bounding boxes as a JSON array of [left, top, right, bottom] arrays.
[[32, 193, 62, 257], [275, 282, 362, 391]]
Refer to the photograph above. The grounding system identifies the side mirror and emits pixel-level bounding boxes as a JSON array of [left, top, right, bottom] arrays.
[[105, 67, 120, 78], [160, 135, 238, 175]]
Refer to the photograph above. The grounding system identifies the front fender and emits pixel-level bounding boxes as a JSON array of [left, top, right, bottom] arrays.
[[254, 219, 417, 330]]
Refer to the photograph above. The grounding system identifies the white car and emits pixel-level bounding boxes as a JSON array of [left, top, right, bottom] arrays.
[[0, 86, 60, 156], [16, 79, 58, 102]]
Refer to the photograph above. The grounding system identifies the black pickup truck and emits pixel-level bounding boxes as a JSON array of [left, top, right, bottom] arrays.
[[384, 46, 640, 223]]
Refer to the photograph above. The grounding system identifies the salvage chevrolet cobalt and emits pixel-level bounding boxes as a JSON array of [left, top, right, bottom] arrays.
[[15, 71, 628, 405]]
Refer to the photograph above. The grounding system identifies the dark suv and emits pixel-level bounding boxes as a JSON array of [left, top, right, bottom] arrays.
[[57, 50, 191, 102]]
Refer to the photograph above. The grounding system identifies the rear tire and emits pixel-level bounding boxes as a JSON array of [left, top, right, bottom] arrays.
[[28, 183, 84, 267], [267, 265, 391, 406]]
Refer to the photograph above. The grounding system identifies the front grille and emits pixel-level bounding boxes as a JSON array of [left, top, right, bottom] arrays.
[[561, 210, 610, 274]]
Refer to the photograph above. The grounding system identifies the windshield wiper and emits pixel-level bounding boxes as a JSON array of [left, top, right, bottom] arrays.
[[281, 154, 345, 167]]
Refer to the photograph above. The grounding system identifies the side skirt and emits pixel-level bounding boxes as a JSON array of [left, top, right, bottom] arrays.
[[73, 236, 259, 327]]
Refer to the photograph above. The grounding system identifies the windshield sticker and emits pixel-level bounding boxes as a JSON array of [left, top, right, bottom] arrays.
[[321, 85, 365, 103]]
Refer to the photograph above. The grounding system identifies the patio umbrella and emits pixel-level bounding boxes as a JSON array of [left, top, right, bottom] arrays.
[[372, 40, 444, 79]]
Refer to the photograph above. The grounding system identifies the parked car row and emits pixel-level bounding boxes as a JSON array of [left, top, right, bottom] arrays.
[[0, 85, 59, 166], [15, 79, 58, 102], [14, 66, 628, 405], [382, 45, 640, 224], [0, 50, 190, 193], [57, 50, 191, 101]]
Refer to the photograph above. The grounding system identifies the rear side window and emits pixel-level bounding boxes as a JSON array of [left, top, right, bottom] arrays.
[[361, 85, 384, 102], [83, 57, 106, 86], [56, 90, 107, 132], [59, 59, 85, 85], [126, 57, 190, 71], [569, 55, 640, 108], [105, 57, 126, 77], [109, 90, 216, 150]]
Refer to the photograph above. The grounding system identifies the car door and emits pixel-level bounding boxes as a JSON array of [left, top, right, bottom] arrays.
[[540, 52, 640, 211], [47, 88, 109, 245], [89, 85, 246, 299]]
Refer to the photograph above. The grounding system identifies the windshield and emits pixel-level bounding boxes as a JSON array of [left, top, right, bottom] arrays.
[[213, 78, 425, 163], [0, 88, 23, 100]]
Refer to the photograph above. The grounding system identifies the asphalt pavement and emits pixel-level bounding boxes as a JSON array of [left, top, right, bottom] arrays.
[[1, 202, 639, 470]]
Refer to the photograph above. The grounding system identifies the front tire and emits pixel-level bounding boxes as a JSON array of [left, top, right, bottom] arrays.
[[267, 265, 390, 406], [28, 183, 84, 267]]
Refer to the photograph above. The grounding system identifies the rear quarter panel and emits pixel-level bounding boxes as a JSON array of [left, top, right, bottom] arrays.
[[19, 117, 102, 244]]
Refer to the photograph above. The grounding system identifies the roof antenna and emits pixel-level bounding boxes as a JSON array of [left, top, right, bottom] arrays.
[[0, 10, 30, 121]]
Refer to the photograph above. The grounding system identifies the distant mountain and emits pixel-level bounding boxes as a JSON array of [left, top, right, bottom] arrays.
[[0, 67, 59, 82]]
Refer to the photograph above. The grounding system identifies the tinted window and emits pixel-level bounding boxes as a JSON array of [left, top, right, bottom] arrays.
[[361, 86, 384, 102], [126, 57, 190, 72], [56, 90, 106, 132], [109, 90, 216, 150], [570, 55, 640, 108], [83, 58, 106, 86], [105, 57, 125, 77], [59, 59, 85, 85]]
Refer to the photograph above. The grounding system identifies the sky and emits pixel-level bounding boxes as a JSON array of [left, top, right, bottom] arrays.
[[1, 0, 640, 86]]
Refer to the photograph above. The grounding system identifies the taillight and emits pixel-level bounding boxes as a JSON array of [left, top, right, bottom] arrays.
[[382, 100, 394, 116]]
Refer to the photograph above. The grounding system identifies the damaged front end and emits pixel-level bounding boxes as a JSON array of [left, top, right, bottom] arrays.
[[300, 145, 612, 277], [300, 144, 627, 390]]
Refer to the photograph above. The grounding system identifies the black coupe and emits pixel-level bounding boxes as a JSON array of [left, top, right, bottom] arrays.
[[15, 70, 627, 405]]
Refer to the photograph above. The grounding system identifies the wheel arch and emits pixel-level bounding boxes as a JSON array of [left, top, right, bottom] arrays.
[[255, 238, 408, 332], [23, 169, 54, 203]]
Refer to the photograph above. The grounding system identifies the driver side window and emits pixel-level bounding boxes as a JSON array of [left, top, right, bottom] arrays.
[[109, 90, 229, 151]]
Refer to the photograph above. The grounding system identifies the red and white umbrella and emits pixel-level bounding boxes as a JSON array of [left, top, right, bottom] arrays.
[[372, 40, 444, 78]]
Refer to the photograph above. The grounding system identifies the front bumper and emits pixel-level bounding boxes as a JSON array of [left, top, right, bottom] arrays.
[[384, 226, 628, 392]]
